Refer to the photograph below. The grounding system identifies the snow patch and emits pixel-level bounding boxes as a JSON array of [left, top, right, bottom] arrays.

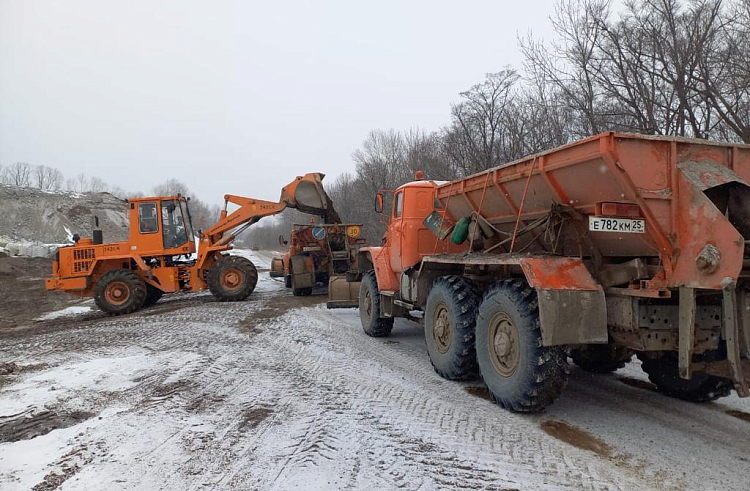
[[36, 305, 93, 321]]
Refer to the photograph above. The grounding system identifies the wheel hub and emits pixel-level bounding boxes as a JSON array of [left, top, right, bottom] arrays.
[[221, 268, 243, 290], [363, 289, 372, 319], [432, 303, 452, 354], [104, 281, 130, 306], [488, 312, 520, 377]]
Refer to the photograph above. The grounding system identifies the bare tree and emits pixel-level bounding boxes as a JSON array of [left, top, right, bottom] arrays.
[[89, 176, 109, 193], [76, 173, 88, 194], [33, 165, 64, 191], [6, 162, 32, 187]]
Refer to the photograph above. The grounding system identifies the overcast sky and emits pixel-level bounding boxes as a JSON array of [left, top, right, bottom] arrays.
[[0, 0, 559, 204]]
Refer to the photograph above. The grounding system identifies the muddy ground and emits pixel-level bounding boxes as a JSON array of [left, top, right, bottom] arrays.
[[2, 250, 750, 490]]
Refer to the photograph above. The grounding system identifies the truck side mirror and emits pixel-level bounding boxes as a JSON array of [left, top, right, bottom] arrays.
[[375, 192, 384, 214], [279, 235, 288, 246]]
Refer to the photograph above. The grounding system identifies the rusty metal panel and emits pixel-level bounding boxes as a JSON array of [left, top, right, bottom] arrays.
[[519, 257, 600, 291], [537, 289, 608, 345]]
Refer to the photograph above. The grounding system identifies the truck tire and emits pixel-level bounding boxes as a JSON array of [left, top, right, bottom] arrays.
[[637, 352, 732, 402], [571, 345, 633, 373], [424, 276, 479, 380], [94, 269, 147, 315], [359, 271, 394, 337], [475, 279, 569, 412], [142, 284, 164, 307], [207, 256, 258, 301]]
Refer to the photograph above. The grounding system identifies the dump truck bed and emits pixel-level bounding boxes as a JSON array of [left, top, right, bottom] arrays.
[[435, 132, 750, 290]]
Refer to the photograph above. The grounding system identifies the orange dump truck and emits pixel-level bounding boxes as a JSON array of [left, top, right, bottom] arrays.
[[355, 132, 750, 412]]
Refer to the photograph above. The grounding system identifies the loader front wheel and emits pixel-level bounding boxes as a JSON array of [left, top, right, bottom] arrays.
[[142, 284, 164, 307], [208, 256, 258, 301], [475, 279, 569, 412], [94, 269, 147, 315], [424, 276, 479, 380], [359, 271, 393, 337], [638, 352, 732, 402]]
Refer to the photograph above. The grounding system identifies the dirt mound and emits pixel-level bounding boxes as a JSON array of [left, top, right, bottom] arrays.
[[0, 184, 129, 245], [0, 255, 80, 329]]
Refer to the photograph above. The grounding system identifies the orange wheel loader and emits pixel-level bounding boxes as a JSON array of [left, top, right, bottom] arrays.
[[46, 173, 339, 315]]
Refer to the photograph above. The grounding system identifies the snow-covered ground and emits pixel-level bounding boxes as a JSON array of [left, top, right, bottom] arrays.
[[2, 250, 750, 490]]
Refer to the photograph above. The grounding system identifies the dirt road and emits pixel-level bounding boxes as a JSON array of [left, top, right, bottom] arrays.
[[1, 250, 749, 490]]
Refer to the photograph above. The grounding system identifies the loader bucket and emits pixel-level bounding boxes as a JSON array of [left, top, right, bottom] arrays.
[[326, 274, 360, 309], [288, 173, 342, 223]]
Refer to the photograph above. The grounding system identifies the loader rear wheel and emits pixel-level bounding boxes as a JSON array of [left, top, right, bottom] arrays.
[[424, 276, 479, 380], [94, 269, 147, 315], [142, 284, 164, 307], [208, 256, 258, 301], [638, 352, 732, 402], [359, 271, 393, 337], [475, 279, 569, 412], [571, 345, 633, 373]]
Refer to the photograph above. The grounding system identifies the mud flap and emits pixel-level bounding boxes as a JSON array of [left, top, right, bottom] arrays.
[[290, 255, 314, 289], [327, 274, 360, 309], [520, 257, 608, 346]]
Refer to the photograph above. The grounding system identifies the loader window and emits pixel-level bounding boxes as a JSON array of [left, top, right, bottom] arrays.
[[161, 200, 188, 249], [394, 192, 403, 218], [139, 203, 159, 234]]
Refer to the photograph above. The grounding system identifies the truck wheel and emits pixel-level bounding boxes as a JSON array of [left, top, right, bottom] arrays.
[[475, 279, 569, 412], [359, 271, 393, 337], [142, 284, 164, 307], [207, 256, 258, 301], [424, 276, 479, 380], [571, 345, 633, 373], [94, 269, 147, 315], [637, 352, 732, 402]]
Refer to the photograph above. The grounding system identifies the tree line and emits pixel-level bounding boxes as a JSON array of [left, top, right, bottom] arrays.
[[319, 0, 750, 243]]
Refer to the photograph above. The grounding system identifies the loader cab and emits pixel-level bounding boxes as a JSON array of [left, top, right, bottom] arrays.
[[128, 196, 196, 256]]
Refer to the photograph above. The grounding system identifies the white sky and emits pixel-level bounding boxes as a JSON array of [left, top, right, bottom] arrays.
[[0, 0, 559, 204]]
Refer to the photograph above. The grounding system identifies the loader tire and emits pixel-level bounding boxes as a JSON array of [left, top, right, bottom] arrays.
[[475, 279, 569, 412], [285, 274, 292, 289], [637, 352, 732, 402], [571, 345, 633, 373], [94, 269, 147, 315], [142, 284, 164, 307], [424, 276, 479, 380], [359, 271, 393, 337], [207, 256, 258, 301]]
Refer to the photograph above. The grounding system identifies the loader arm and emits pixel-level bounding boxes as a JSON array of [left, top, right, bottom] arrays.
[[199, 172, 340, 253]]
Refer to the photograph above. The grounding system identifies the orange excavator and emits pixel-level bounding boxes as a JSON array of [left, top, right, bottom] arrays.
[[46, 173, 339, 315]]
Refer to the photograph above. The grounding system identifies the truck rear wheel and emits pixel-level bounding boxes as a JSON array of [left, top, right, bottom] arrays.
[[637, 352, 732, 402], [359, 271, 393, 337], [571, 345, 633, 373], [475, 279, 569, 412], [142, 284, 164, 307], [94, 269, 147, 315], [424, 276, 479, 380], [207, 256, 258, 301]]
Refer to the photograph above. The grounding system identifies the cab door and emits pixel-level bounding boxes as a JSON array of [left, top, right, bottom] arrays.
[[389, 190, 405, 272]]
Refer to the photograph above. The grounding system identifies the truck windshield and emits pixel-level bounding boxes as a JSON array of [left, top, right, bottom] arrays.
[[161, 200, 188, 249]]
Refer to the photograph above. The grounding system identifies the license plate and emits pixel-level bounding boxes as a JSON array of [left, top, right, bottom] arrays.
[[589, 216, 645, 234]]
